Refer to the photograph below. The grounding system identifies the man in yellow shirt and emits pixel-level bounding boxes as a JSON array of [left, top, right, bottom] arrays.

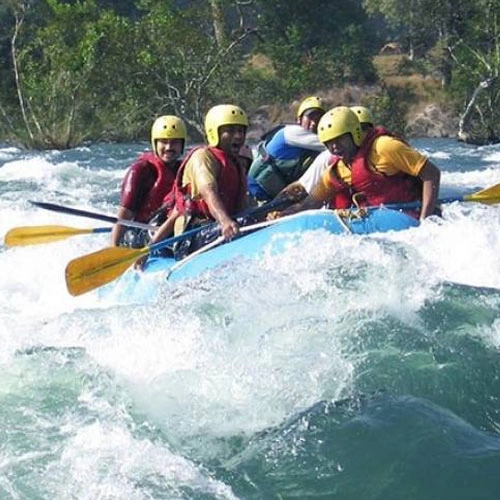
[[273, 105, 376, 205], [279, 106, 441, 219], [149, 104, 249, 251]]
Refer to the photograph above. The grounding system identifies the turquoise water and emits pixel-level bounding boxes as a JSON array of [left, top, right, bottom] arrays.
[[1, 138, 500, 499]]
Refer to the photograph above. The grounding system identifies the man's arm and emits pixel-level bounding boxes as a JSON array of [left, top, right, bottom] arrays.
[[112, 162, 155, 245], [418, 160, 441, 219], [271, 194, 324, 219], [199, 184, 240, 240], [274, 182, 308, 203], [149, 207, 179, 244], [370, 137, 441, 218], [274, 150, 333, 203], [283, 125, 325, 151], [111, 206, 134, 246]]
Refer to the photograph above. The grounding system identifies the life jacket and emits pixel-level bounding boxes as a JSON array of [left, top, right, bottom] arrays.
[[260, 123, 286, 143], [326, 127, 421, 210], [167, 146, 246, 219], [132, 152, 179, 221], [248, 126, 320, 199]]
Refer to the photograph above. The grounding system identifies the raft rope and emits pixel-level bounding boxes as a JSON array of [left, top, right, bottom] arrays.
[[333, 193, 369, 233], [333, 211, 353, 233]]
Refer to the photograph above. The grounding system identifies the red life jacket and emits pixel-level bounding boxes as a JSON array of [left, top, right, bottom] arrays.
[[326, 126, 421, 209], [166, 146, 246, 219], [326, 155, 351, 209], [132, 152, 179, 221]]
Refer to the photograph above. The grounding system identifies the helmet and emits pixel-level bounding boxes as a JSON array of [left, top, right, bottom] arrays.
[[350, 106, 375, 126], [317, 106, 363, 146], [297, 96, 325, 119], [151, 115, 187, 153], [204, 104, 248, 147]]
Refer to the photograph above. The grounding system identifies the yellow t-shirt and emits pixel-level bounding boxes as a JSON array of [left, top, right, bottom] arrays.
[[182, 148, 220, 199], [312, 136, 428, 201], [181, 147, 249, 212]]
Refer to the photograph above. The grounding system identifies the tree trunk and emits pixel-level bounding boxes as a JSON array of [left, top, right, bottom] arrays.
[[458, 77, 497, 143], [209, 0, 226, 48], [11, 2, 35, 143]]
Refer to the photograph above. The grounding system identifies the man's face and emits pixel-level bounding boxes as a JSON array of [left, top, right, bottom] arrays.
[[155, 138, 183, 163], [299, 109, 324, 133], [325, 133, 357, 164], [217, 125, 247, 157]]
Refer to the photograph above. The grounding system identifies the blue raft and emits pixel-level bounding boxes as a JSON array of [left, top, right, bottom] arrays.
[[142, 208, 419, 283]]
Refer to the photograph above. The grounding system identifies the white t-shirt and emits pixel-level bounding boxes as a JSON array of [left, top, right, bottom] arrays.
[[298, 150, 332, 193]]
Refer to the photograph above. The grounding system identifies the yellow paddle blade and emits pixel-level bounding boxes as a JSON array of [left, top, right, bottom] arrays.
[[65, 246, 148, 296], [4, 225, 95, 247], [464, 183, 500, 204]]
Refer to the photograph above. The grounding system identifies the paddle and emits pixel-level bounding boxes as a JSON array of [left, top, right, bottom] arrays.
[[440, 183, 500, 204], [380, 183, 500, 211], [4, 225, 111, 247], [65, 198, 292, 297], [29, 200, 156, 231]]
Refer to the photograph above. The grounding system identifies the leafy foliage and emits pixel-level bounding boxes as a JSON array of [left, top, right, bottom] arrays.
[[254, 0, 378, 101], [0, 0, 499, 147], [444, 0, 500, 142], [365, 85, 412, 135]]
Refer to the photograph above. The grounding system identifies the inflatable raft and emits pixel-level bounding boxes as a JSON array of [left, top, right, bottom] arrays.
[[143, 208, 419, 283]]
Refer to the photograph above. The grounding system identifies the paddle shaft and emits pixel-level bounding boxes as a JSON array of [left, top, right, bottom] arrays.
[[381, 195, 482, 211], [29, 200, 156, 231], [64, 197, 295, 296]]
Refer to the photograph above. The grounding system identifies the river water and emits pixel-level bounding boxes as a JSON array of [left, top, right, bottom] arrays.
[[1, 138, 500, 499]]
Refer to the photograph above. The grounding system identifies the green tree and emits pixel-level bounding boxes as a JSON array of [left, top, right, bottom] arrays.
[[447, 0, 500, 143], [253, 0, 378, 102], [0, 0, 263, 147], [133, 0, 259, 140], [363, 0, 471, 86], [2, 0, 138, 147], [363, 0, 431, 60]]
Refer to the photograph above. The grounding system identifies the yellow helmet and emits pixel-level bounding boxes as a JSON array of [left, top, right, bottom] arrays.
[[297, 96, 325, 119], [151, 115, 187, 153], [204, 104, 248, 147], [350, 106, 375, 126], [317, 106, 363, 146]]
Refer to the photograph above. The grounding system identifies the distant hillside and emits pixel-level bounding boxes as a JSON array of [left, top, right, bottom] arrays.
[[247, 54, 458, 142]]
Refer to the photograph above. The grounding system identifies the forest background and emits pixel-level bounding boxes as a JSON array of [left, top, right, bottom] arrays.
[[1, 0, 499, 150]]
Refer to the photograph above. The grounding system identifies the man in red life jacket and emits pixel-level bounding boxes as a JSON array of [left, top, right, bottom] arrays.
[[111, 115, 186, 247], [149, 104, 249, 251], [276, 106, 441, 219], [273, 106, 376, 206]]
